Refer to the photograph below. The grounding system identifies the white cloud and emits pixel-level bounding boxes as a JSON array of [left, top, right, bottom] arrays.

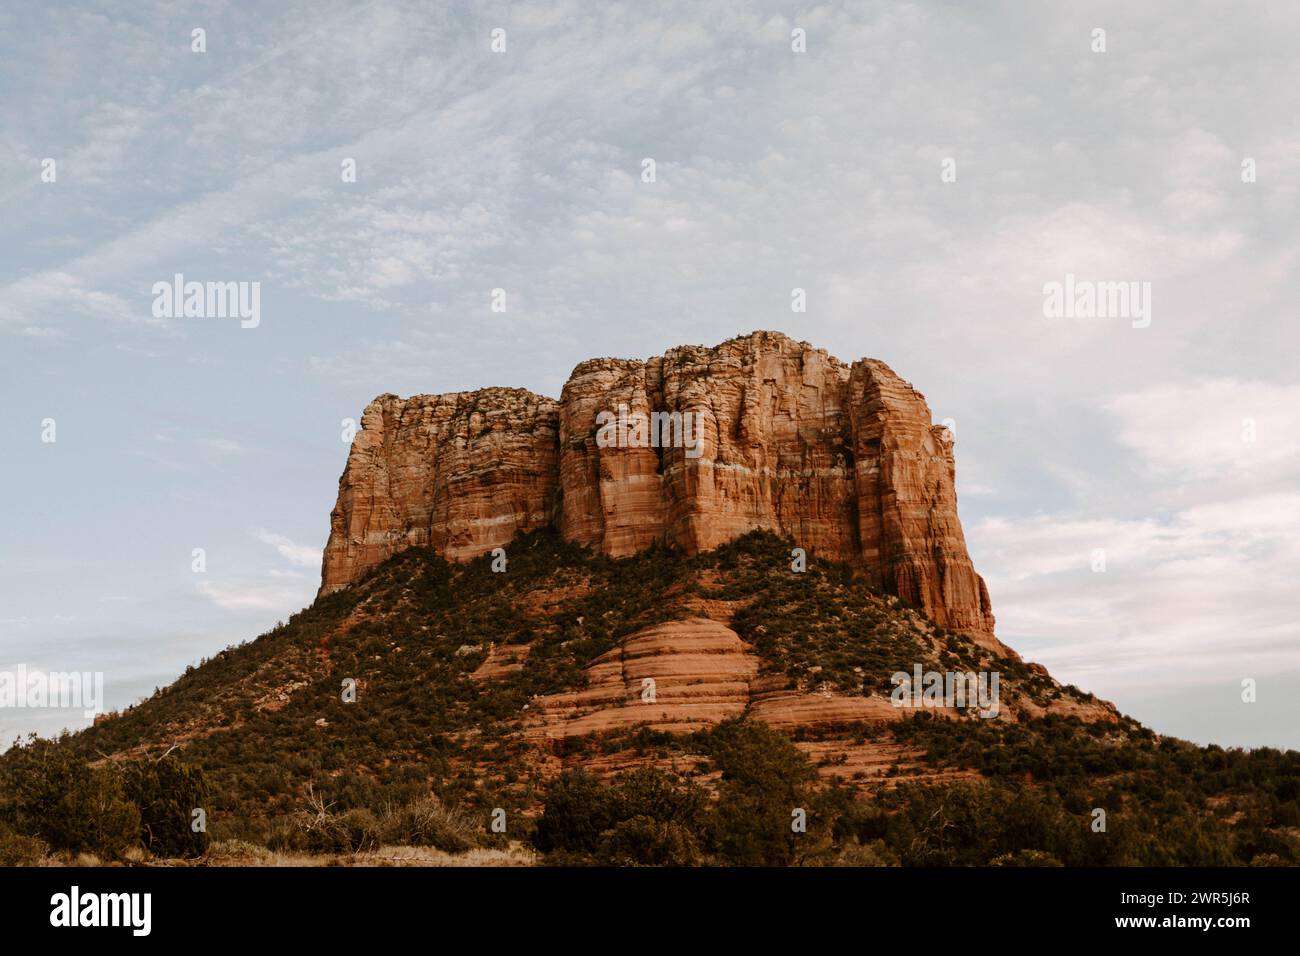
[[189, 531, 323, 615], [0, 271, 137, 328], [974, 378, 1300, 700], [1104, 379, 1300, 481], [195, 574, 315, 613], [254, 529, 324, 568]]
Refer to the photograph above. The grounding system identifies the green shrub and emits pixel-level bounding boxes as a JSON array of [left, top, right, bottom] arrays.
[[124, 754, 211, 858], [532, 770, 616, 855], [700, 720, 817, 866], [0, 736, 139, 858], [610, 768, 707, 830], [0, 821, 48, 866], [884, 781, 1080, 866], [603, 816, 702, 866], [533, 767, 709, 864]]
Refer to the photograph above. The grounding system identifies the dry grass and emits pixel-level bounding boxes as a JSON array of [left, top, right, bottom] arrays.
[[203, 840, 536, 867], [20, 840, 536, 868]]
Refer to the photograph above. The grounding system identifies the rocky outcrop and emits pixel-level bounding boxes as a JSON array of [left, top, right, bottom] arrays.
[[320, 332, 996, 640], [528, 619, 761, 737], [524, 615, 1114, 743], [526, 618, 909, 739], [319, 388, 560, 594]]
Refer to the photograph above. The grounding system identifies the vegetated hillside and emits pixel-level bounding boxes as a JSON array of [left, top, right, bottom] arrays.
[[6, 530, 1299, 866]]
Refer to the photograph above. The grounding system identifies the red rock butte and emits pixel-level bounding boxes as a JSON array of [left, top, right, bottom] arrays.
[[320, 331, 998, 645]]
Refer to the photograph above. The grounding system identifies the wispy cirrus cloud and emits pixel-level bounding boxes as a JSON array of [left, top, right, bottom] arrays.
[[253, 529, 323, 569], [195, 571, 313, 613]]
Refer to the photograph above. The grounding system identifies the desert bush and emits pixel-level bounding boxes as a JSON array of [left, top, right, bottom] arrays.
[[0, 736, 139, 858], [267, 819, 308, 852], [610, 768, 707, 830], [603, 816, 702, 866], [381, 795, 477, 852], [302, 807, 381, 854], [532, 770, 616, 855], [293, 784, 380, 853], [292, 787, 482, 855], [884, 780, 1081, 866], [0, 821, 48, 866], [533, 768, 709, 864], [124, 754, 211, 858], [536, 725, 820, 866]]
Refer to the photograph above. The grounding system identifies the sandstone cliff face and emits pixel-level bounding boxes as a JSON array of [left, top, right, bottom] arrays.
[[320, 332, 996, 640], [847, 358, 996, 638], [319, 388, 560, 594], [558, 337, 860, 561]]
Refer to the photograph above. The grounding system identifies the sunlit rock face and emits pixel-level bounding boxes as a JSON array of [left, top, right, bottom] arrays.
[[320, 331, 996, 643]]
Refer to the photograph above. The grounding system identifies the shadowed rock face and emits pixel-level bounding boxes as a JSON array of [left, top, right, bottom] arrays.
[[319, 331, 997, 641]]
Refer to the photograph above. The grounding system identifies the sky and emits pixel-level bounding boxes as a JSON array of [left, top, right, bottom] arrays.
[[2, 0, 1298, 749]]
